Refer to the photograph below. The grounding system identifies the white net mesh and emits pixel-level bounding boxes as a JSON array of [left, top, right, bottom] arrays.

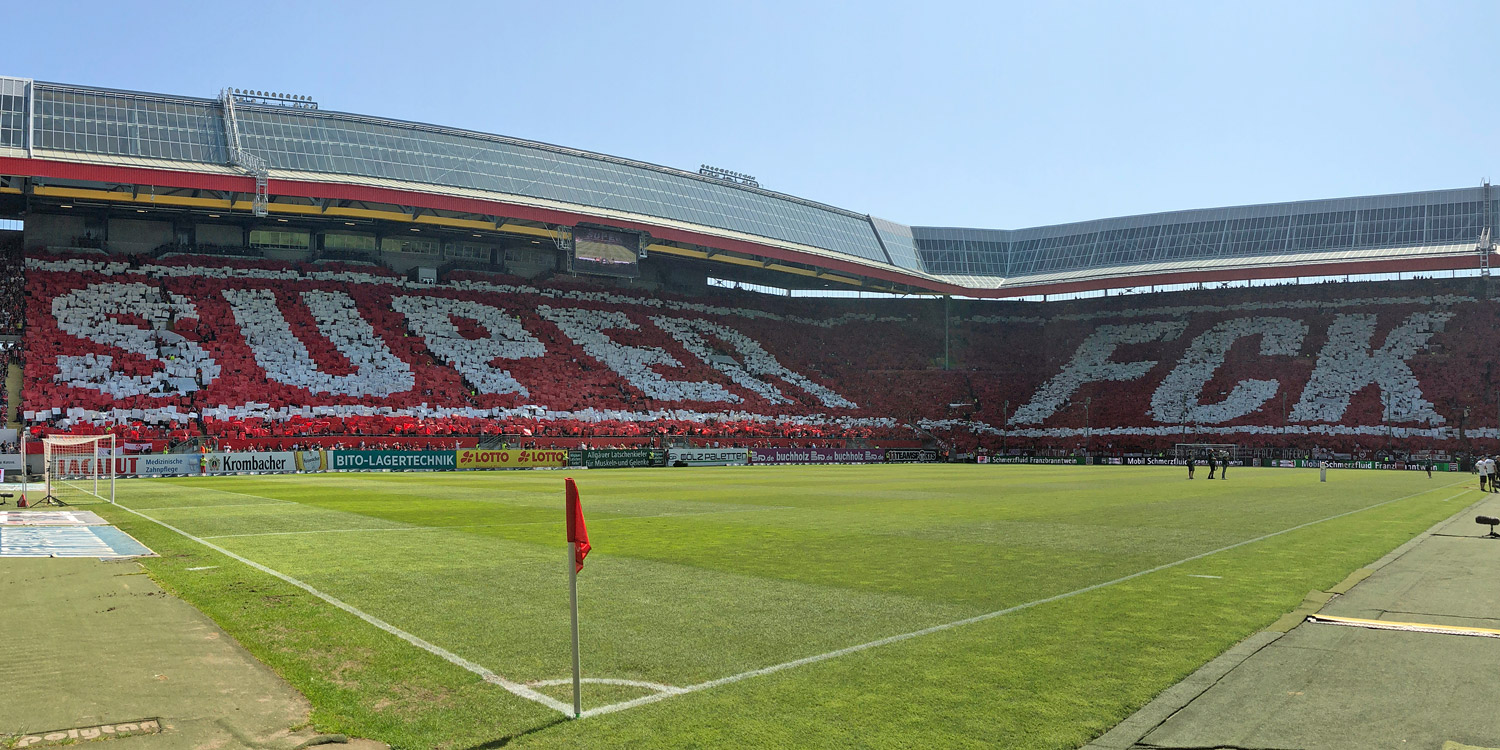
[[43, 435, 116, 504], [1174, 443, 1238, 459]]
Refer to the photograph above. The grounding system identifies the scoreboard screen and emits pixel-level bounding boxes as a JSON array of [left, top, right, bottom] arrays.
[[572, 227, 641, 278]]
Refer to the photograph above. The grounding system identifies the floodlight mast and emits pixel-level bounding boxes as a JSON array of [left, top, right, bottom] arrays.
[[699, 164, 761, 188], [219, 87, 320, 218], [1481, 180, 1493, 277]]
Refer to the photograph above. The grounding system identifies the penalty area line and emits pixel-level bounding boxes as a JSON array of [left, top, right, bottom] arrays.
[[108, 501, 575, 717], [580, 478, 1473, 718]]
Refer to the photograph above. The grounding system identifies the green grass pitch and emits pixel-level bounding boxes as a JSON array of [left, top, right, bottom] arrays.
[[84, 465, 1473, 749]]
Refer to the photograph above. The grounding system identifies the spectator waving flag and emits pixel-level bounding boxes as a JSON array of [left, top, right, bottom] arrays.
[[566, 478, 591, 572]]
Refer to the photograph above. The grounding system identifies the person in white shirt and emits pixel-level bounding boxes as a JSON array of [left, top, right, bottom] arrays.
[[1481, 457, 1492, 492]]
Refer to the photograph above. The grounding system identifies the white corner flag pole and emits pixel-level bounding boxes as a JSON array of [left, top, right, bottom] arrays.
[[569, 541, 582, 718]]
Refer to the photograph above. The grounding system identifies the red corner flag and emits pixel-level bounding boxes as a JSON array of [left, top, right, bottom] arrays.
[[565, 478, 591, 572]]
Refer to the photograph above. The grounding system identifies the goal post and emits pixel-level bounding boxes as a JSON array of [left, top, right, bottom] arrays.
[[42, 435, 116, 505]]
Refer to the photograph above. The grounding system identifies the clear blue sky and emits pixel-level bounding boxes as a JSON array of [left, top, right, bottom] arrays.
[[10, 1, 1498, 229]]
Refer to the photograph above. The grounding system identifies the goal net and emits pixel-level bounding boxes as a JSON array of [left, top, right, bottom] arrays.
[[43, 435, 116, 505], [1174, 443, 1239, 461]]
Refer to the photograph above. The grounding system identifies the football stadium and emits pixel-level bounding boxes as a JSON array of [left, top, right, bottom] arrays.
[[2, 76, 1499, 749]]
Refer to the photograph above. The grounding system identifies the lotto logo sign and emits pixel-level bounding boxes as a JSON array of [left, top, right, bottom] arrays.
[[456, 449, 569, 469]]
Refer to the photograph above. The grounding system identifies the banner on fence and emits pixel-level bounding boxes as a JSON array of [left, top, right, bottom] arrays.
[[750, 447, 885, 465], [668, 448, 750, 467], [332, 451, 457, 472], [0, 455, 22, 472], [884, 449, 938, 463], [568, 449, 662, 469], [456, 449, 569, 470]]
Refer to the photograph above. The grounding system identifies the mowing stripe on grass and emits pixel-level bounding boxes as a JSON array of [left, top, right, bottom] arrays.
[[108, 501, 576, 717], [579, 479, 1472, 718], [142, 484, 297, 505], [199, 506, 801, 539], [145, 501, 299, 511]]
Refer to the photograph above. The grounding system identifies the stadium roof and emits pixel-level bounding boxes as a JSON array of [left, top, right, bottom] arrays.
[[0, 76, 1493, 297]]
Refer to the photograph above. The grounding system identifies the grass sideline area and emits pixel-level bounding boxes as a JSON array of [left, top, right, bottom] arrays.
[[72, 465, 1471, 749]]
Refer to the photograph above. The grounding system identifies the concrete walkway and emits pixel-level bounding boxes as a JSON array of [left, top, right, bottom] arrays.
[[0, 557, 384, 749], [1089, 493, 1500, 750]]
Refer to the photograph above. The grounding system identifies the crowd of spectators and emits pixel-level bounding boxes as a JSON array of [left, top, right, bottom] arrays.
[[0, 237, 23, 334], [13, 250, 1500, 457]]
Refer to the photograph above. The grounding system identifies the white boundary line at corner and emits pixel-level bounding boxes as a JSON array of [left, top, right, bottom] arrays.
[[578, 479, 1474, 718], [108, 501, 575, 717]]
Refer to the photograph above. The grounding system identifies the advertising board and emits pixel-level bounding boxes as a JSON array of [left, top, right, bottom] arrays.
[[129, 454, 198, 476], [668, 448, 750, 467], [456, 449, 569, 470], [204, 452, 299, 475], [294, 450, 327, 472], [749, 447, 884, 465], [568, 449, 662, 469], [884, 449, 938, 463], [51, 454, 197, 477], [332, 451, 457, 472], [986, 456, 1086, 465]]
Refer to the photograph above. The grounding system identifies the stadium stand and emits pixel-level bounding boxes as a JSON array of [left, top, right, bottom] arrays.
[[15, 250, 1491, 458], [4, 77, 1495, 468], [20, 254, 914, 450], [0, 234, 23, 334]]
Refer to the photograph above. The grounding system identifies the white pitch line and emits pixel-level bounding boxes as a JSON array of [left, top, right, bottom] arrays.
[[186, 565, 219, 571], [1186, 574, 1223, 579], [579, 479, 1473, 718], [109, 501, 574, 717]]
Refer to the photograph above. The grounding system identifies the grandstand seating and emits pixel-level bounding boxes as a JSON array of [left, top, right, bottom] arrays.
[[15, 252, 1496, 455], [0, 235, 23, 335]]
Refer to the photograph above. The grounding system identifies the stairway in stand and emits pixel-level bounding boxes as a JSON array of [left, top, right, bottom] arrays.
[[6, 356, 20, 429]]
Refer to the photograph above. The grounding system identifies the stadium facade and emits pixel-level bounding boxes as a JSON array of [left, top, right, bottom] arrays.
[[0, 76, 1495, 297]]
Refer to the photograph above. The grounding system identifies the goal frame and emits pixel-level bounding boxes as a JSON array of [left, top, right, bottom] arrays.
[[1174, 443, 1240, 460], [42, 435, 116, 505]]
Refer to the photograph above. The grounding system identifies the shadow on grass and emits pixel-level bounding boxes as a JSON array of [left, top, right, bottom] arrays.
[[462, 717, 570, 749]]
